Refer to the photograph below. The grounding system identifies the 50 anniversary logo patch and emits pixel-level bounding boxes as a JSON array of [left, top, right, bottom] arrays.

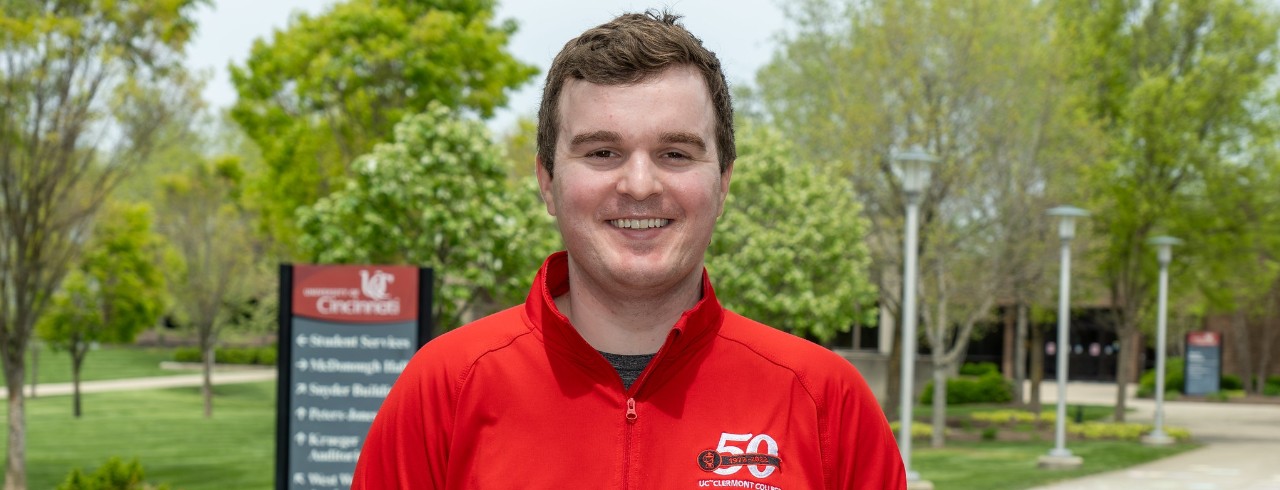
[[696, 433, 781, 478]]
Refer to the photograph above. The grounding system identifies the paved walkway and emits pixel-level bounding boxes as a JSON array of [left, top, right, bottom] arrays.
[[1, 367, 277, 399], [1028, 382, 1280, 490]]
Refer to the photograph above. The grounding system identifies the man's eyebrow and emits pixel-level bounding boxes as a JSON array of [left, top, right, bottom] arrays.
[[661, 132, 707, 151], [570, 130, 622, 147]]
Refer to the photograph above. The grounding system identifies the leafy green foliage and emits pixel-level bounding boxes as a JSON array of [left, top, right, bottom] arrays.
[[958, 362, 1000, 377], [229, 0, 538, 252], [156, 156, 260, 418], [57, 457, 169, 490], [1067, 422, 1191, 443], [36, 202, 168, 417], [889, 421, 944, 439], [38, 202, 167, 349], [298, 103, 558, 330], [1, 0, 202, 482], [1137, 357, 1185, 398], [173, 347, 276, 366], [920, 372, 1013, 405], [1057, 0, 1280, 419], [706, 124, 876, 342], [1266, 377, 1280, 397]]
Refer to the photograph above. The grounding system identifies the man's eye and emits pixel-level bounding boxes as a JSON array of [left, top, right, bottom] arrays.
[[587, 150, 615, 158], [663, 151, 690, 160]]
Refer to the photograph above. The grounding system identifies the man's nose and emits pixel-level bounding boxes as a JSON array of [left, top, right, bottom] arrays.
[[616, 154, 663, 201]]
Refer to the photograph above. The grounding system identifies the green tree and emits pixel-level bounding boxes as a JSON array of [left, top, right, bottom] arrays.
[[707, 124, 876, 342], [1190, 148, 1280, 394], [229, 0, 538, 254], [298, 103, 558, 330], [500, 116, 539, 180], [755, 0, 1098, 436], [0, 1, 202, 486], [156, 157, 257, 418], [1058, 0, 1280, 420], [37, 202, 166, 418]]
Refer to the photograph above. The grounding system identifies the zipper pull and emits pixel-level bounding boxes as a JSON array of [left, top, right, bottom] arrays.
[[626, 397, 638, 422]]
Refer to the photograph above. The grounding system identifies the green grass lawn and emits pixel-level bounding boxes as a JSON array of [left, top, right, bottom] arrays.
[[24, 344, 181, 385], [914, 439, 1200, 490], [0, 381, 276, 490]]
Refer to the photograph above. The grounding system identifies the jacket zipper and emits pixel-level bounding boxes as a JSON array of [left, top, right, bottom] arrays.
[[621, 328, 678, 489], [623, 397, 637, 490]]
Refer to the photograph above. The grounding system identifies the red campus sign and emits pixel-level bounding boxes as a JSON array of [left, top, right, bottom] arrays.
[[1187, 331, 1221, 347], [292, 265, 419, 323]]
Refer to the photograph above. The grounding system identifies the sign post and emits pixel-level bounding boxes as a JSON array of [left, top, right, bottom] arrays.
[[276, 265, 432, 489], [1183, 331, 1221, 397]]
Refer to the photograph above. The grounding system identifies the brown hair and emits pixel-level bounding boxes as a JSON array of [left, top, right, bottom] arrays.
[[536, 10, 735, 177]]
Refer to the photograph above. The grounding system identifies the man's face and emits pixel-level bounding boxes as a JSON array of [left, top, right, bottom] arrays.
[[537, 65, 732, 296]]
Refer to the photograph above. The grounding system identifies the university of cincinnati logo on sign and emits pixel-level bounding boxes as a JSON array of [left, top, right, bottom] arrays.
[[360, 269, 394, 300], [311, 269, 401, 316]]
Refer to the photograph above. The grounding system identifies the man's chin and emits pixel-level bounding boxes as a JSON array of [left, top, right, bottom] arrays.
[[601, 258, 700, 291]]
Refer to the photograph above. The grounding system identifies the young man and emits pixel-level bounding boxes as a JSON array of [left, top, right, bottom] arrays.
[[353, 11, 905, 489]]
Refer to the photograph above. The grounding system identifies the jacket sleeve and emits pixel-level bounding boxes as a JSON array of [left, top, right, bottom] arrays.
[[827, 365, 907, 490], [351, 349, 455, 489]]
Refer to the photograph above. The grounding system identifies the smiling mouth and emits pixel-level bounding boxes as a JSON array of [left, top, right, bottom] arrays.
[[609, 218, 671, 230]]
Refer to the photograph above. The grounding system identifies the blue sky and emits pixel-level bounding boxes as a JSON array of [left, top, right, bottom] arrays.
[[186, 0, 787, 133]]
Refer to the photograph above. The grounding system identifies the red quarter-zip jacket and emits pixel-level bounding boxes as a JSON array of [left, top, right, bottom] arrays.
[[353, 252, 905, 489]]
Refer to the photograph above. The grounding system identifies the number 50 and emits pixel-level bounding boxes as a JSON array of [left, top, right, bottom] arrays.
[[713, 432, 778, 478]]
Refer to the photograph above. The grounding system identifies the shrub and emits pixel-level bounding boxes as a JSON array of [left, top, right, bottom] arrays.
[[57, 457, 169, 490], [1137, 358, 1185, 398], [971, 410, 1040, 425], [1221, 374, 1243, 391], [171, 346, 277, 365], [255, 346, 278, 365], [981, 427, 998, 441], [173, 347, 201, 363], [1265, 376, 1280, 397], [1066, 422, 1191, 442], [959, 362, 1000, 377], [889, 421, 944, 439], [920, 372, 1013, 405]]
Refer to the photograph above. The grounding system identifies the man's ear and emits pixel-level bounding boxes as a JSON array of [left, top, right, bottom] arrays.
[[717, 160, 734, 218], [535, 154, 557, 217]]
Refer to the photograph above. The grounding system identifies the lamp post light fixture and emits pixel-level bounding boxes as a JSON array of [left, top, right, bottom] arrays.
[[1143, 235, 1182, 446], [893, 146, 936, 486], [1039, 205, 1088, 470]]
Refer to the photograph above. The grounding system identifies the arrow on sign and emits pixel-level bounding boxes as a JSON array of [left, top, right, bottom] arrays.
[[295, 383, 307, 395], [296, 359, 309, 371], [296, 336, 308, 347], [295, 407, 306, 420], [294, 473, 305, 485], [295, 432, 306, 446]]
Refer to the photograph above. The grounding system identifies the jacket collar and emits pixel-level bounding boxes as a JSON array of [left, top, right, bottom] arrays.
[[524, 251, 724, 370]]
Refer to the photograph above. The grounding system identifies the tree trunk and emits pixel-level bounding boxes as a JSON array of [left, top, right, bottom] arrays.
[[5, 351, 27, 490], [930, 356, 947, 448], [885, 326, 901, 420], [203, 341, 214, 419], [28, 344, 38, 399], [1252, 284, 1277, 394], [1030, 324, 1044, 415], [1014, 302, 1029, 406], [72, 342, 87, 418], [1229, 307, 1253, 394], [1114, 327, 1137, 422]]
